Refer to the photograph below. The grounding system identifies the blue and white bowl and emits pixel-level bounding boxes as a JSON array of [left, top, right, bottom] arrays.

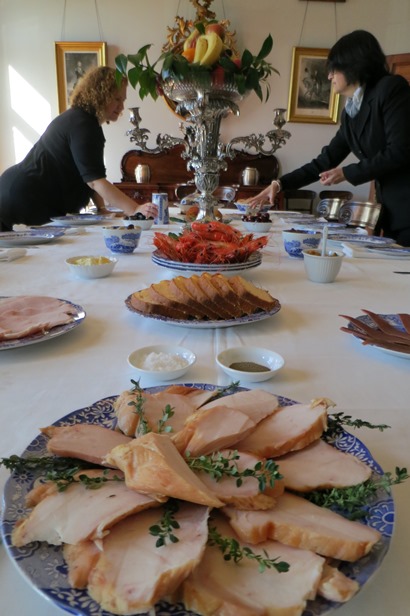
[[282, 228, 321, 259], [102, 225, 141, 254], [235, 201, 271, 214]]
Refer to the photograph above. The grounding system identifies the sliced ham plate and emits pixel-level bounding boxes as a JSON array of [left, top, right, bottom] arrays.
[[0, 296, 78, 341]]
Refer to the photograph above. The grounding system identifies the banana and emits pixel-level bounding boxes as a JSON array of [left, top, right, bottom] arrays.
[[183, 29, 200, 52], [198, 32, 223, 67], [193, 36, 209, 64]]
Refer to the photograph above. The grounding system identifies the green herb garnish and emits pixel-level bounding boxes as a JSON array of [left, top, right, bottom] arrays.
[[149, 500, 180, 547], [324, 412, 390, 441], [208, 525, 289, 573], [186, 450, 282, 492]]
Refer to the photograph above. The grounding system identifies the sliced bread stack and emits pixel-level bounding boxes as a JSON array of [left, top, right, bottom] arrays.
[[129, 273, 280, 321]]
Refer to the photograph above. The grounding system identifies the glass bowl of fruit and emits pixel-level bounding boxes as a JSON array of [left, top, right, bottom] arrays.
[[241, 212, 273, 233], [123, 212, 154, 230]]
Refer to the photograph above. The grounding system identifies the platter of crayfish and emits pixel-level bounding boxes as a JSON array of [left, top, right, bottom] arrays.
[[152, 221, 268, 270]]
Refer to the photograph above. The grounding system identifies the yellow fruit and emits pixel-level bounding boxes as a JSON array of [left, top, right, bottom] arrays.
[[193, 36, 209, 63], [183, 29, 200, 51], [198, 32, 223, 66]]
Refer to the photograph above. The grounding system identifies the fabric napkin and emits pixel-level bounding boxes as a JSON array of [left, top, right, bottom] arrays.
[[341, 242, 410, 259], [0, 248, 27, 261]]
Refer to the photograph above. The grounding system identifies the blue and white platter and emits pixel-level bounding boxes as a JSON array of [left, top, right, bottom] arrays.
[[152, 249, 262, 273], [0, 231, 63, 247], [50, 214, 110, 226], [125, 294, 281, 329], [0, 297, 86, 350], [347, 313, 410, 359], [0, 384, 394, 616], [327, 234, 396, 248]]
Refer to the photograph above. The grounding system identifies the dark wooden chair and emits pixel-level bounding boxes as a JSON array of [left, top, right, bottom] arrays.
[[283, 189, 317, 214]]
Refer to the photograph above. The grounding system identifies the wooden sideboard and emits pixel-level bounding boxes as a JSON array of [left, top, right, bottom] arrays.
[[113, 145, 280, 205]]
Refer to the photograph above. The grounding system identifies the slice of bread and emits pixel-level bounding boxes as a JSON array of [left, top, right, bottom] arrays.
[[169, 277, 220, 320], [228, 275, 278, 311], [129, 288, 190, 320], [192, 274, 237, 319], [205, 273, 256, 317], [149, 281, 205, 320]]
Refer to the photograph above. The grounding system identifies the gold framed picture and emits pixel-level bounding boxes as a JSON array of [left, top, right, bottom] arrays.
[[55, 41, 107, 113], [287, 47, 340, 125]]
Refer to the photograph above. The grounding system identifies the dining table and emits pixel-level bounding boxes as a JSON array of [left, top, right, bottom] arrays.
[[0, 207, 409, 616]]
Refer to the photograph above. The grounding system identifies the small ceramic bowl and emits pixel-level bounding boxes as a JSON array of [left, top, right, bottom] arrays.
[[102, 225, 141, 254], [302, 249, 344, 283], [216, 346, 285, 383], [242, 220, 273, 233], [122, 217, 154, 230], [235, 202, 271, 214], [282, 228, 321, 259], [128, 344, 196, 380], [65, 255, 117, 279]]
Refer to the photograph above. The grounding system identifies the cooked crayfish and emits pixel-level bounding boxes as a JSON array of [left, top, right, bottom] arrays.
[[153, 221, 269, 264]]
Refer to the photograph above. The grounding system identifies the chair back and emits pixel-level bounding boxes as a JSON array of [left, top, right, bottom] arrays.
[[338, 201, 382, 230], [283, 189, 317, 213], [319, 190, 353, 201]]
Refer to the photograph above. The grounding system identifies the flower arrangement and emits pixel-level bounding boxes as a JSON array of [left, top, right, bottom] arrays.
[[115, 19, 278, 103]]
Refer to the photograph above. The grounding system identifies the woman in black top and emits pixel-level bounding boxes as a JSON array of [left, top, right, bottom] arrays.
[[250, 31, 410, 246], [0, 66, 157, 230]]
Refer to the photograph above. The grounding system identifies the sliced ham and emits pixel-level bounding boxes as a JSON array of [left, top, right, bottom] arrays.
[[195, 449, 284, 510], [236, 400, 329, 458], [12, 469, 160, 547], [317, 562, 360, 602], [87, 503, 209, 614], [171, 405, 257, 457], [0, 295, 77, 341], [275, 438, 372, 492], [41, 424, 132, 466], [224, 491, 381, 562], [64, 541, 101, 588], [182, 516, 325, 616], [200, 389, 279, 424], [114, 389, 203, 437], [105, 432, 224, 508]]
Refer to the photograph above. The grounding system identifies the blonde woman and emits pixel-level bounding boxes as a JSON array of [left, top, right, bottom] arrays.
[[0, 66, 157, 230]]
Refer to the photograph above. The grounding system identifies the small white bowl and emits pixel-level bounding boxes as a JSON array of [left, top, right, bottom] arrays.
[[242, 220, 273, 233], [216, 346, 285, 383], [65, 255, 117, 279], [123, 217, 154, 230], [128, 344, 196, 380], [302, 249, 344, 283]]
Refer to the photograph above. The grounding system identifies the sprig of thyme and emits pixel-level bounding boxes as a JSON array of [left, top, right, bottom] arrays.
[[208, 381, 241, 401], [186, 450, 282, 492], [305, 466, 408, 519], [149, 500, 180, 547], [208, 525, 289, 573], [324, 412, 390, 441], [128, 379, 174, 435], [45, 467, 123, 492]]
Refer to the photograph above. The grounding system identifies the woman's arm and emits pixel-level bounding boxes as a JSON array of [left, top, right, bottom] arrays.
[[87, 178, 157, 218]]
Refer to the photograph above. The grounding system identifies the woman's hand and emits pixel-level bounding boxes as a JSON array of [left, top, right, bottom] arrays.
[[136, 202, 158, 218], [319, 168, 345, 185], [247, 180, 281, 209]]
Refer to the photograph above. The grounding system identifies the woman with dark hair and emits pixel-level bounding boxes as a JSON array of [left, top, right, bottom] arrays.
[[250, 30, 410, 245], [0, 66, 157, 230]]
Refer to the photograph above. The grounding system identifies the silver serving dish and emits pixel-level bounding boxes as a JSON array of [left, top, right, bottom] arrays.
[[162, 76, 245, 104], [316, 198, 348, 221], [338, 201, 382, 229]]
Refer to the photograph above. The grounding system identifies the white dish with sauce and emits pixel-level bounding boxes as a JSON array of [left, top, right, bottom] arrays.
[[128, 344, 196, 380], [216, 346, 285, 382]]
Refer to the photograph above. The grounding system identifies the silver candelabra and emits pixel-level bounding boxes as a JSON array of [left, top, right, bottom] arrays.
[[126, 79, 291, 221]]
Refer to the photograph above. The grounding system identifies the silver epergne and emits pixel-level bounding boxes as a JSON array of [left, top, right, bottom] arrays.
[[127, 81, 291, 221]]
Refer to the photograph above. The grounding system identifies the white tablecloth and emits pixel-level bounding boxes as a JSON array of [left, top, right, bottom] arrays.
[[1, 210, 409, 615]]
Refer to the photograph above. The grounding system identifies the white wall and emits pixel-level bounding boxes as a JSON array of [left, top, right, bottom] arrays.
[[1, 0, 409, 201]]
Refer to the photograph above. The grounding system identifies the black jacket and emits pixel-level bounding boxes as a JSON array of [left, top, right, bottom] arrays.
[[281, 74, 410, 240]]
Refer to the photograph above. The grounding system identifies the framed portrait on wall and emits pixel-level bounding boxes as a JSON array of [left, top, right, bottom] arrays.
[[287, 47, 340, 124], [55, 41, 107, 113]]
